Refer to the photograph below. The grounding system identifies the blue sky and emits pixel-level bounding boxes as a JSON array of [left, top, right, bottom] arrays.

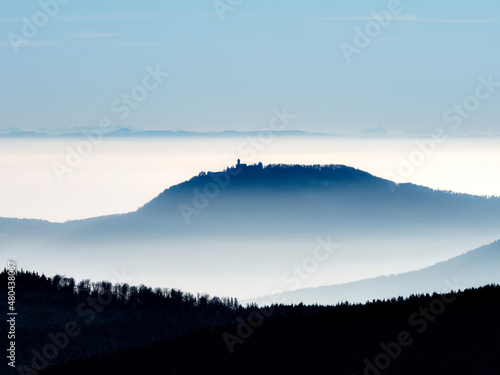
[[1, 0, 499, 134]]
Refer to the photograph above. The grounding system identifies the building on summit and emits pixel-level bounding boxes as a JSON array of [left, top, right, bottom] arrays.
[[232, 159, 263, 171]]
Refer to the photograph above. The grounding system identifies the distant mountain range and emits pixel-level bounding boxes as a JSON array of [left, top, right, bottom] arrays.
[[1, 126, 498, 138], [357, 126, 392, 136], [0, 126, 325, 138], [2, 163, 500, 300]]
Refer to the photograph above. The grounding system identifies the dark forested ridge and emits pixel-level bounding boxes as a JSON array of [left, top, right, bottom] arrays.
[[38, 286, 500, 375], [39, 285, 500, 375], [0, 269, 241, 373], [2, 269, 500, 374]]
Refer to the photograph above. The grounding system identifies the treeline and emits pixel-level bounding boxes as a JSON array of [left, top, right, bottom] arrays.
[[0, 269, 242, 372], [0, 269, 240, 310], [41, 285, 500, 375], [5, 269, 500, 375], [263, 163, 344, 170]]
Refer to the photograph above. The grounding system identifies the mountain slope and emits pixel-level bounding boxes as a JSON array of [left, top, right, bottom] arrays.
[[248, 240, 500, 305]]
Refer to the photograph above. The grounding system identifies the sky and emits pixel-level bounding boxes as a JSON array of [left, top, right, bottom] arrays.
[[1, 0, 500, 134]]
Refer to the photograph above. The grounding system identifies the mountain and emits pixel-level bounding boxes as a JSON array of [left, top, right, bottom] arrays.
[[0, 126, 25, 135], [3, 127, 500, 138], [357, 126, 391, 136], [247, 240, 500, 305], [0, 127, 327, 138], [2, 163, 500, 299]]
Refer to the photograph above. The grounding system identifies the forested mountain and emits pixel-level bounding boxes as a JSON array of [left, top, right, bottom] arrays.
[[2, 163, 500, 300], [0, 269, 240, 372], [39, 284, 500, 375], [4, 269, 499, 375]]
